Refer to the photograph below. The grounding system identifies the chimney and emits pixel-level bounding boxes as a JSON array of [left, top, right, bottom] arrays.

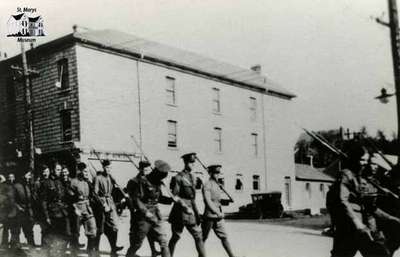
[[251, 64, 262, 74], [308, 155, 314, 168], [4, 53, 7, 59], [72, 24, 77, 33]]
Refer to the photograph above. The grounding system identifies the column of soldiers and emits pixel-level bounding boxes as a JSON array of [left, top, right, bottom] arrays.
[[0, 152, 238, 257], [325, 139, 400, 257]]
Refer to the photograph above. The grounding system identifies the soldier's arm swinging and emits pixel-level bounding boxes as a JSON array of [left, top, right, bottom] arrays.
[[374, 207, 400, 224], [202, 183, 220, 215], [169, 176, 191, 212], [130, 180, 157, 223], [339, 183, 365, 229]]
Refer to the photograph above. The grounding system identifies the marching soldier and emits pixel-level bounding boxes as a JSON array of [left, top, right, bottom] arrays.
[[1, 173, 16, 248], [59, 165, 80, 250], [39, 164, 71, 257], [126, 161, 161, 257], [93, 159, 123, 257], [202, 165, 236, 257], [126, 160, 174, 257], [9, 171, 37, 249], [168, 153, 206, 257], [330, 141, 398, 257], [69, 162, 98, 257]]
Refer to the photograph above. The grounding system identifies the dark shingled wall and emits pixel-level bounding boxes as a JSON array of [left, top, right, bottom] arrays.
[[0, 44, 80, 171]]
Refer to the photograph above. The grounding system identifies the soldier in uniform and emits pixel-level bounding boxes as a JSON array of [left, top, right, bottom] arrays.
[[126, 161, 161, 257], [168, 153, 206, 257], [9, 171, 36, 249], [93, 159, 123, 257], [126, 160, 174, 257], [69, 162, 98, 257], [39, 164, 71, 257], [1, 173, 16, 248], [52, 163, 63, 179], [202, 165, 236, 257], [330, 141, 399, 257]]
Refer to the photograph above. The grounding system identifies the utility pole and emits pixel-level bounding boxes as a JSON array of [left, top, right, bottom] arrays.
[[11, 42, 39, 171], [376, 0, 400, 163]]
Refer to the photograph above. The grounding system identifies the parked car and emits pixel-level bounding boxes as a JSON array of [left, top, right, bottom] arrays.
[[238, 191, 284, 219]]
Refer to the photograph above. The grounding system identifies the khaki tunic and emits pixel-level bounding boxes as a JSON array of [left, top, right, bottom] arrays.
[[168, 170, 199, 226]]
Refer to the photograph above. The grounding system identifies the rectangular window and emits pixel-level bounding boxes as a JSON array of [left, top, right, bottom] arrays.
[[214, 127, 222, 152], [217, 177, 225, 186], [61, 111, 72, 142], [235, 174, 243, 191], [167, 120, 177, 148], [253, 175, 260, 191], [251, 133, 258, 156], [306, 183, 312, 199], [320, 183, 325, 198], [166, 76, 176, 105], [250, 97, 257, 120], [284, 176, 292, 207], [212, 88, 221, 113], [57, 58, 69, 90]]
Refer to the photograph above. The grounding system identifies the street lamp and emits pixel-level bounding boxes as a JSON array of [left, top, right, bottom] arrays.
[[375, 87, 396, 104]]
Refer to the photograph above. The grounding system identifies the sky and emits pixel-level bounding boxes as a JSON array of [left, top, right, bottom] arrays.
[[0, 0, 397, 139]]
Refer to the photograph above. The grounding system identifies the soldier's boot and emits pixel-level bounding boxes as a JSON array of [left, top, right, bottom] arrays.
[[149, 239, 161, 257], [152, 250, 162, 257], [193, 238, 206, 257], [87, 237, 99, 257], [70, 237, 80, 257], [105, 230, 123, 256], [159, 240, 171, 257], [168, 234, 180, 257], [94, 234, 101, 251], [160, 246, 171, 257]]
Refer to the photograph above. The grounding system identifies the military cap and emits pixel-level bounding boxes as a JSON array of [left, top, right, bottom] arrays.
[[207, 165, 222, 174], [154, 160, 171, 174], [139, 161, 151, 169], [181, 152, 196, 163], [101, 159, 111, 167], [77, 162, 87, 171], [344, 140, 366, 161]]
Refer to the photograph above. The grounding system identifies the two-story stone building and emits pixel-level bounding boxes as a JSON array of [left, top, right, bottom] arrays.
[[0, 29, 296, 212]]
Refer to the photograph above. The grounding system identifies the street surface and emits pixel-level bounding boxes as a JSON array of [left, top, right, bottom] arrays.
[[3, 213, 400, 257]]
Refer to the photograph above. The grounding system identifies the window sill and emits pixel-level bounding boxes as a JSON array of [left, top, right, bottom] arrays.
[[166, 103, 178, 107], [212, 111, 222, 116], [60, 140, 73, 145], [58, 88, 71, 94], [167, 146, 179, 151]]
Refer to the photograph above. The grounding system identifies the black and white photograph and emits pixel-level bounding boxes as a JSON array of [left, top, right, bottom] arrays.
[[0, 1, 400, 257]]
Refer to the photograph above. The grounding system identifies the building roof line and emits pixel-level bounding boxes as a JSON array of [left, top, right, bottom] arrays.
[[76, 37, 272, 93], [75, 35, 296, 98], [0, 29, 296, 99]]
